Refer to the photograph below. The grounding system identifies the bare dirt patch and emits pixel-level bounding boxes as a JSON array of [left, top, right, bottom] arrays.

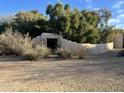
[[0, 51, 124, 92]]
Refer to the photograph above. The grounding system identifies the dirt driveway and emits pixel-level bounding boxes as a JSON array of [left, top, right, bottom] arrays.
[[0, 50, 124, 91]]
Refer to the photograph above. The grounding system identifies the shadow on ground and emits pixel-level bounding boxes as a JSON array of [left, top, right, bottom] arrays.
[[0, 55, 26, 62], [117, 50, 124, 57]]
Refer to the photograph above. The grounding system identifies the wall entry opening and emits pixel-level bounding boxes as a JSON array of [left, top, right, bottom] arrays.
[[47, 38, 58, 50]]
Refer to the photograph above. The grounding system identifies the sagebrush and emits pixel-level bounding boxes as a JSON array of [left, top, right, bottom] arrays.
[[0, 29, 50, 60], [57, 48, 71, 59], [78, 46, 89, 59], [22, 45, 51, 61]]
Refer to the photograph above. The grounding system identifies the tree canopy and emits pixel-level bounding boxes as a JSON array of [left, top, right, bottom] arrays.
[[0, 3, 118, 43], [46, 3, 113, 43], [13, 10, 48, 37]]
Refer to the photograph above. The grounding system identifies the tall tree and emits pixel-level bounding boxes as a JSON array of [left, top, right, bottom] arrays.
[[46, 3, 101, 43], [14, 10, 47, 37], [0, 16, 14, 33], [99, 9, 112, 30], [46, 3, 69, 34], [64, 4, 70, 15]]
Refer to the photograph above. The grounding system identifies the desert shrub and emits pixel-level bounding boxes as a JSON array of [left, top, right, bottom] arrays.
[[57, 48, 71, 59], [0, 29, 32, 55], [78, 46, 89, 59], [0, 29, 51, 60], [57, 47, 88, 59], [0, 43, 17, 56], [22, 45, 51, 61]]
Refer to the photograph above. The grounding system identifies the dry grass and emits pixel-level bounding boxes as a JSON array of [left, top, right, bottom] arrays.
[[22, 45, 51, 61], [0, 53, 123, 92], [57, 48, 71, 59], [0, 29, 32, 55], [0, 29, 51, 60], [0, 29, 31, 51], [78, 46, 89, 59]]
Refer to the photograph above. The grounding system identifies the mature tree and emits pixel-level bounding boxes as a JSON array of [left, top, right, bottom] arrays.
[[46, 3, 70, 34], [46, 4, 53, 17], [76, 10, 100, 43], [99, 26, 114, 43], [81, 10, 100, 27], [98, 9, 112, 30], [0, 3, 113, 44], [64, 4, 70, 14], [0, 16, 13, 33], [68, 8, 80, 42], [46, 3, 102, 43], [14, 10, 47, 37]]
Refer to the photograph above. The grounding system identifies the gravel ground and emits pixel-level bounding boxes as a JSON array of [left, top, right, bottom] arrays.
[[0, 50, 124, 92]]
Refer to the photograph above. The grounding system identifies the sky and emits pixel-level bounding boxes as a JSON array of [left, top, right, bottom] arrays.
[[0, 0, 124, 29]]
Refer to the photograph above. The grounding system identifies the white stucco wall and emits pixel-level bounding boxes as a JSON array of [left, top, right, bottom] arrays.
[[41, 33, 59, 39], [32, 35, 42, 46], [32, 33, 113, 56], [60, 36, 113, 55], [80, 43, 113, 55], [32, 33, 60, 47]]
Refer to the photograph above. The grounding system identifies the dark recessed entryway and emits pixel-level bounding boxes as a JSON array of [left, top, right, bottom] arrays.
[[47, 38, 58, 50]]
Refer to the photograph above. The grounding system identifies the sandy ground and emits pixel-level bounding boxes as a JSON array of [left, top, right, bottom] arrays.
[[0, 50, 124, 92]]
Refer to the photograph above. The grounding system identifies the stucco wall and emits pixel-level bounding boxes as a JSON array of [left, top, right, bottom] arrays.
[[32, 33, 113, 55], [80, 43, 113, 55], [32, 33, 60, 47], [32, 35, 42, 46], [60, 36, 113, 55]]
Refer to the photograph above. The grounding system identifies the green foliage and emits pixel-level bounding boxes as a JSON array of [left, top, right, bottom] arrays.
[[46, 3, 66, 34], [64, 4, 70, 14], [0, 16, 14, 33], [98, 9, 112, 29], [99, 27, 114, 43], [0, 3, 114, 44], [14, 10, 47, 38], [82, 26, 100, 44], [112, 28, 124, 34], [67, 9, 100, 43], [46, 3, 103, 43]]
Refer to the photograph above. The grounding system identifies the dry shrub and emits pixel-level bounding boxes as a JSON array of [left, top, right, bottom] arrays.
[[78, 46, 89, 59], [22, 45, 51, 61], [57, 47, 89, 59], [57, 48, 71, 59], [0, 29, 32, 55], [0, 43, 15, 55], [0, 29, 51, 60]]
